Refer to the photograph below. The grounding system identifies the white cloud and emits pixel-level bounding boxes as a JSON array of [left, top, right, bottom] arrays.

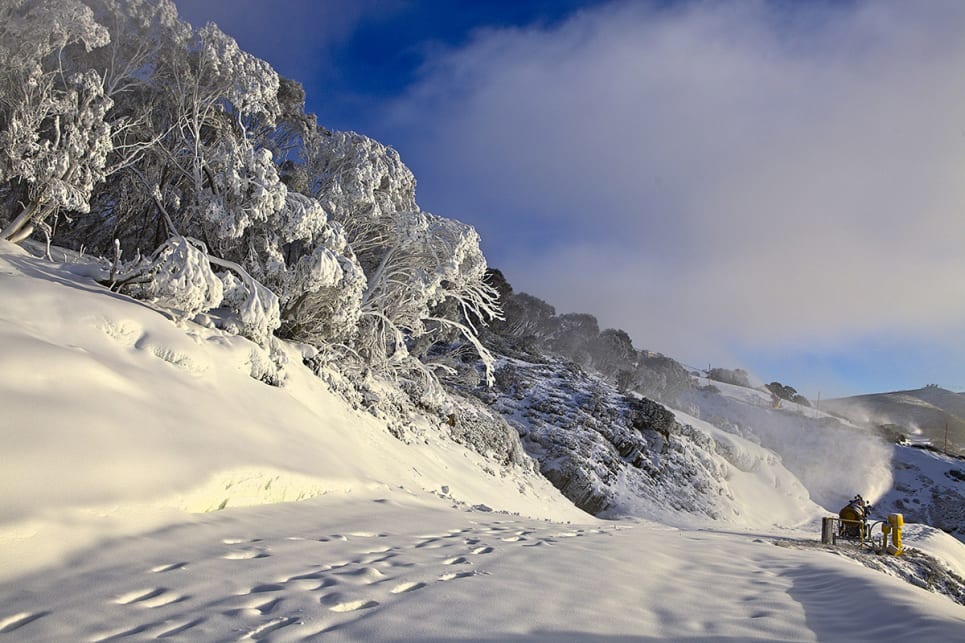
[[383, 0, 965, 366]]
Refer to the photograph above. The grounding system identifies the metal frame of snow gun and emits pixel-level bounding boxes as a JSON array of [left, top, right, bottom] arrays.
[[820, 513, 903, 555]]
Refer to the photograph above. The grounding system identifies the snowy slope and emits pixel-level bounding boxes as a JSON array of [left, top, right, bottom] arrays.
[[874, 445, 965, 540], [2, 242, 964, 640], [476, 357, 822, 528], [0, 241, 583, 583], [824, 387, 965, 455], [683, 378, 895, 511]]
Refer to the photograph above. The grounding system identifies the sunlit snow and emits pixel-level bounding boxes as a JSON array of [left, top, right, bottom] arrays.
[[1, 242, 963, 640]]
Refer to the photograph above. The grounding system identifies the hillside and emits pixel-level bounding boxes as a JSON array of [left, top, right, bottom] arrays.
[[680, 378, 965, 541], [0, 240, 583, 583], [2, 239, 964, 640], [824, 387, 965, 455]]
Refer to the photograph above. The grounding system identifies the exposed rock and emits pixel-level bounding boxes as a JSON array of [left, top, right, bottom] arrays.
[[468, 357, 732, 518]]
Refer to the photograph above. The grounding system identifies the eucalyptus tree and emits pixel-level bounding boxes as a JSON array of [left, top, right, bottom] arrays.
[[0, 0, 112, 244], [299, 129, 500, 390]]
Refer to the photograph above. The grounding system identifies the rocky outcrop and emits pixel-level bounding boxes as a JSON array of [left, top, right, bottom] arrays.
[[877, 445, 965, 540], [471, 357, 731, 518]]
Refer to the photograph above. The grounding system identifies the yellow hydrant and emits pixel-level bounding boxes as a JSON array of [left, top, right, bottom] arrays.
[[884, 513, 904, 556]]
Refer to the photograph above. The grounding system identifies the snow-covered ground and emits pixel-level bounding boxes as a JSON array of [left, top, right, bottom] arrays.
[[4, 495, 965, 641], [2, 241, 963, 640]]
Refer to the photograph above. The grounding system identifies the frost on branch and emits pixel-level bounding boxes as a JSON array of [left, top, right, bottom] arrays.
[[113, 235, 279, 347], [194, 141, 286, 243], [351, 209, 501, 387], [194, 23, 280, 126], [269, 210, 366, 344]]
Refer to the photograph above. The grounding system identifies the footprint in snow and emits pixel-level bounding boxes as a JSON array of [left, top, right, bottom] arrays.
[[0, 612, 48, 634], [443, 556, 471, 565], [390, 581, 426, 594], [150, 562, 188, 573], [438, 571, 475, 581], [356, 545, 392, 555], [113, 588, 184, 608], [246, 583, 286, 594], [328, 599, 379, 613], [319, 593, 378, 612], [239, 616, 300, 640], [155, 617, 205, 638], [222, 550, 269, 560], [333, 566, 386, 584]]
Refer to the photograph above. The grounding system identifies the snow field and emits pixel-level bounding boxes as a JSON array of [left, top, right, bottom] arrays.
[[1, 496, 962, 641]]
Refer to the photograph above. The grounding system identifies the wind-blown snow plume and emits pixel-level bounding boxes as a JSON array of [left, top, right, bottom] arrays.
[[686, 381, 894, 510]]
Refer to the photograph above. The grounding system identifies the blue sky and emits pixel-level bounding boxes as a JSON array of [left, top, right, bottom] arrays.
[[175, 0, 965, 398]]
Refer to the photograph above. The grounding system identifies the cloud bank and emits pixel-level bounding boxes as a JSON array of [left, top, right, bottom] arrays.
[[381, 0, 965, 369]]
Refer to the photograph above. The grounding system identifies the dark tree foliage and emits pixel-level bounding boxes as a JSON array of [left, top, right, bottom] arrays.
[[766, 381, 811, 407], [485, 269, 694, 404]]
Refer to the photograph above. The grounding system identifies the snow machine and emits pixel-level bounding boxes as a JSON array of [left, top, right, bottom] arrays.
[[820, 494, 903, 556], [838, 495, 870, 539]]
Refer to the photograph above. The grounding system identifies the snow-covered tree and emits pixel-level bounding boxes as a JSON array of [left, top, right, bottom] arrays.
[[0, 0, 112, 243], [244, 191, 366, 344], [73, 16, 361, 346], [0, 0, 184, 247], [297, 129, 500, 386], [588, 328, 636, 378], [1, 0, 497, 383]]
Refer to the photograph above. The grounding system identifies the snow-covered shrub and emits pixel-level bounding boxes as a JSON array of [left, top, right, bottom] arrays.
[[244, 338, 288, 387], [631, 353, 696, 406], [120, 235, 223, 318], [444, 393, 530, 468], [766, 381, 811, 407], [109, 235, 279, 346], [587, 328, 636, 378], [209, 256, 280, 346]]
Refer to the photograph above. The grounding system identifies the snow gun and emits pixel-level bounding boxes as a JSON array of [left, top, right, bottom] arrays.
[[820, 494, 903, 556]]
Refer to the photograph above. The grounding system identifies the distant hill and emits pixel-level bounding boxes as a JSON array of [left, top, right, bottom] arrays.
[[823, 386, 965, 455]]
